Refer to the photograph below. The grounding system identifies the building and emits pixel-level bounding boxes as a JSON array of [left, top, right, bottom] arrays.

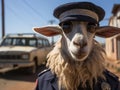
[[106, 4, 120, 61]]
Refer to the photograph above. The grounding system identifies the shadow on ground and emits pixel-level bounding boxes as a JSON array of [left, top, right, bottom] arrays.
[[0, 64, 47, 82]]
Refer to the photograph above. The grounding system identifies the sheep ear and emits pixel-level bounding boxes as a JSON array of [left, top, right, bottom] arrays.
[[33, 25, 62, 37], [96, 26, 120, 38]]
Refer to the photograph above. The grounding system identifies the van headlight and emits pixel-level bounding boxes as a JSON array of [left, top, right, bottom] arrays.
[[21, 53, 29, 60]]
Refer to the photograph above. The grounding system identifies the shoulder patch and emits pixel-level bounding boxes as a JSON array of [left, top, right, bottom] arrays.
[[101, 82, 111, 90], [38, 69, 50, 77]]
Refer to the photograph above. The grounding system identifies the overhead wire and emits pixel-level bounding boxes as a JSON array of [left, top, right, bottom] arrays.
[[6, 4, 33, 27], [22, 0, 47, 23]]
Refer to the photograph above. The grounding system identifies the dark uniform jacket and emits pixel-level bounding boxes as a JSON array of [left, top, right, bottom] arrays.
[[35, 69, 120, 90]]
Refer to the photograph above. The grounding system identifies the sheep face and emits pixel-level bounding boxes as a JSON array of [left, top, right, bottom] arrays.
[[60, 21, 97, 61], [33, 20, 120, 62]]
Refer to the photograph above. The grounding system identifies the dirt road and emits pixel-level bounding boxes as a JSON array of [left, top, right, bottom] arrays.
[[0, 65, 46, 90], [0, 65, 120, 90]]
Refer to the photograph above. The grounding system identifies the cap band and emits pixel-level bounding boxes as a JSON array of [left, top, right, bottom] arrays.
[[59, 9, 99, 22]]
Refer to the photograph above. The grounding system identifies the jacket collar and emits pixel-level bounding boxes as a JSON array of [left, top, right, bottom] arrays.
[[45, 70, 59, 90]]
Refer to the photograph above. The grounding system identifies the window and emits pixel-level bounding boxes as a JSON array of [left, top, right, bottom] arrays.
[[29, 39, 37, 46], [111, 39, 114, 52], [45, 40, 50, 46], [38, 39, 43, 47], [13, 38, 25, 45], [1, 38, 12, 46]]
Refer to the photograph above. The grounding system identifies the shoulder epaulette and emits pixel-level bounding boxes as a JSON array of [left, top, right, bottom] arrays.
[[38, 69, 50, 77]]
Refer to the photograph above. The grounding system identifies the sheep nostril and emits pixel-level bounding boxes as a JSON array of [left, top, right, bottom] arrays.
[[83, 42, 87, 47], [73, 41, 80, 46], [73, 40, 87, 48]]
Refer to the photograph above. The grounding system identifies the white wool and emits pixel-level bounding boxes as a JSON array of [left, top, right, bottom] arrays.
[[46, 39, 106, 90]]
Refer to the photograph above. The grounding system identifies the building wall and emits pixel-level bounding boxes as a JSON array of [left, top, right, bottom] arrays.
[[116, 36, 120, 60], [106, 6, 120, 60], [106, 37, 117, 60]]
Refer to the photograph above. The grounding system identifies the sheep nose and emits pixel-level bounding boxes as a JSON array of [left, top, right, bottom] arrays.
[[73, 39, 87, 48]]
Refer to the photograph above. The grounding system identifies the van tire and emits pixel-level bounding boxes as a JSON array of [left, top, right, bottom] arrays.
[[27, 61, 37, 74]]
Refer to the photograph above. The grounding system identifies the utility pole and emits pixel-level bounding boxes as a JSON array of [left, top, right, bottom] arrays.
[[49, 20, 55, 45], [1, 0, 5, 38]]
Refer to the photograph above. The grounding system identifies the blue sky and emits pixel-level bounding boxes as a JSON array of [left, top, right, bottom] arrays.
[[0, 0, 120, 43]]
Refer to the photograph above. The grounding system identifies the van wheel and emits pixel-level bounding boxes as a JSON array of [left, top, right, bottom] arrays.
[[27, 61, 37, 74]]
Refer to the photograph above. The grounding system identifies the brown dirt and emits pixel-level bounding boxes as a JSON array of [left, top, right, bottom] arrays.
[[0, 65, 46, 90], [0, 63, 119, 90], [106, 58, 120, 78]]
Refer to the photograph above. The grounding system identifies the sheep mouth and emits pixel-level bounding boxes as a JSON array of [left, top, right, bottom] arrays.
[[69, 42, 89, 60], [71, 49, 88, 59]]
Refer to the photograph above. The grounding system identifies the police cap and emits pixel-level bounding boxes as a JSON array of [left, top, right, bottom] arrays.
[[53, 2, 105, 24]]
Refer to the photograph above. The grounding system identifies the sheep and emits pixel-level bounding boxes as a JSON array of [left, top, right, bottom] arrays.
[[34, 2, 120, 90]]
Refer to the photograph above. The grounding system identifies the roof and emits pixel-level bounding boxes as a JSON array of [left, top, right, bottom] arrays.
[[112, 4, 120, 15]]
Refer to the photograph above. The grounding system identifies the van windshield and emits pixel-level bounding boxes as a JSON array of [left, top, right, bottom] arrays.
[[1, 38, 37, 47]]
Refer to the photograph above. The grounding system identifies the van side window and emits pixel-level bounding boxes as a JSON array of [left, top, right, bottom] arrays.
[[42, 40, 45, 47], [38, 39, 43, 47], [29, 39, 37, 46], [42, 40, 49, 47], [45, 40, 49, 47]]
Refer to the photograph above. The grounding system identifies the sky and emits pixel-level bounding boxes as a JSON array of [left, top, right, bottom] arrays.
[[0, 0, 120, 43]]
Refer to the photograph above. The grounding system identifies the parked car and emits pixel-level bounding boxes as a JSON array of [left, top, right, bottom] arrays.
[[0, 33, 52, 74]]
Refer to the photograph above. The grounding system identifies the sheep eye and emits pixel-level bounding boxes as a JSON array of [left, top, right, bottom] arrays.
[[60, 21, 73, 33], [87, 23, 97, 33]]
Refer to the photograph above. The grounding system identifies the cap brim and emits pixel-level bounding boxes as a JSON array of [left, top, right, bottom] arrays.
[[33, 25, 62, 37], [96, 26, 120, 38], [59, 15, 98, 24]]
